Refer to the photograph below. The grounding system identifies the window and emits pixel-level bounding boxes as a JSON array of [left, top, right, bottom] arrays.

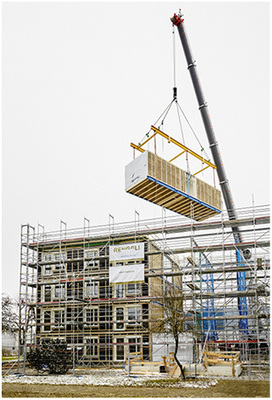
[[128, 337, 141, 354], [127, 283, 141, 296], [54, 264, 65, 272], [70, 249, 84, 259], [116, 284, 125, 298], [85, 338, 99, 357], [43, 311, 51, 331], [116, 307, 124, 330], [44, 254, 52, 262], [85, 308, 99, 325], [87, 260, 99, 270], [55, 284, 65, 299], [127, 306, 141, 325], [116, 338, 125, 361], [44, 285, 51, 302], [54, 310, 65, 326], [44, 265, 52, 275], [85, 281, 99, 298], [86, 250, 99, 258], [55, 253, 65, 261]]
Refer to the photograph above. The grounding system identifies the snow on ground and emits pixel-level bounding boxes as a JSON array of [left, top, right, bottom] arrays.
[[2, 369, 219, 389]]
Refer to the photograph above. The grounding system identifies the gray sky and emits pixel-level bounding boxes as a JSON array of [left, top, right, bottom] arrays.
[[2, 2, 270, 298]]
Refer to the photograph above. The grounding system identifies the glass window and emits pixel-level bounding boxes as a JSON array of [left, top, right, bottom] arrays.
[[54, 310, 65, 325], [55, 284, 65, 299], [86, 308, 98, 324], [44, 311, 51, 331], [44, 254, 52, 262], [54, 264, 65, 272], [44, 265, 52, 275], [116, 284, 125, 298], [116, 307, 124, 330], [128, 337, 141, 354], [44, 285, 51, 302], [86, 250, 99, 258], [85, 281, 99, 297], [116, 338, 124, 361], [127, 306, 141, 325], [127, 283, 141, 296], [55, 253, 65, 261], [87, 260, 99, 269], [85, 338, 98, 357]]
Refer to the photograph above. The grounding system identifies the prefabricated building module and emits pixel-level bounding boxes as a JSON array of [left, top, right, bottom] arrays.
[[125, 150, 221, 221]]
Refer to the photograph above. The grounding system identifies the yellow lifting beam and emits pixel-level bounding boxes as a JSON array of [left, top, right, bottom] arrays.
[[130, 126, 216, 171], [169, 150, 186, 163], [193, 165, 210, 176], [150, 126, 216, 170]]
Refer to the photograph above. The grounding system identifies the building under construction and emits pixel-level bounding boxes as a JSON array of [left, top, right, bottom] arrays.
[[18, 204, 270, 372], [17, 12, 269, 376]]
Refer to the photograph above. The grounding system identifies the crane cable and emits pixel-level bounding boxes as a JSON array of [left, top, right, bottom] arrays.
[[138, 24, 210, 170]]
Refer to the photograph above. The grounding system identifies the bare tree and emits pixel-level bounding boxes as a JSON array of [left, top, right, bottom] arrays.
[[2, 293, 19, 333], [150, 280, 199, 380], [2, 293, 36, 351]]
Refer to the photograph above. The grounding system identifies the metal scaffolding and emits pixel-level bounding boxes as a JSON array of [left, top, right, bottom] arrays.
[[17, 204, 270, 373]]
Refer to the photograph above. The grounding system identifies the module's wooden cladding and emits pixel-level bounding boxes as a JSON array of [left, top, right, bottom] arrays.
[[126, 151, 221, 221]]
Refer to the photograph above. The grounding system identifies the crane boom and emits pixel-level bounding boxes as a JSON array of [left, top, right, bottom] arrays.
[[171, 13, 242, 243], [171, 12, 249, 333]]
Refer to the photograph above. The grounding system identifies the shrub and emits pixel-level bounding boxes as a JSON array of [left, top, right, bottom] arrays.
[[27, 339, 72, 374]]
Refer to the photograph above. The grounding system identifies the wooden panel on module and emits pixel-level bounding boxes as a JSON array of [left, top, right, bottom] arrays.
[[125, 151, 221, 221]]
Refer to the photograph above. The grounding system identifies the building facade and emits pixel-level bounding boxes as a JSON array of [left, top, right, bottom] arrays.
[[28, 235, 171, 365], [19, 205, 270, 370]]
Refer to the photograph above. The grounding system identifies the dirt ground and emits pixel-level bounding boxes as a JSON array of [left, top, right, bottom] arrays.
[[2, 380, 270, 398]]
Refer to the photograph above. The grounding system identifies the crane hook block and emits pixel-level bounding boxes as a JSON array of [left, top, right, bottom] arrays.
[[171, 14, 183, 26]]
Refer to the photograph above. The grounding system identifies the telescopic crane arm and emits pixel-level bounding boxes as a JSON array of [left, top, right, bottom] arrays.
[[171, 12, 249, 333], [171, 13, 243, 245]]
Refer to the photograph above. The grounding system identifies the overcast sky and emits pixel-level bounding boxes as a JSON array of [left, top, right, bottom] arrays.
[[2, 2, 270, 298]]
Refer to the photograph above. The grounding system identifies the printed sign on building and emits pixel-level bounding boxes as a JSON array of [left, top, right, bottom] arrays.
[[109, 264, 144, 284], [109, 242, 144, 262]]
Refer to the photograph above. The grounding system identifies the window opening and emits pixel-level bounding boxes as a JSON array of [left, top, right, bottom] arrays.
[[85, 337, 99, 357], [44, 285, 51, 302], [116, 307, 124, 330], [85, 281, 99, 297], [44, 265, 52, 275], [55, 284, 65, 299], [127, 283, 141, 296], [116, 338, 125, 361], [127, 306, 141, 326], [116, 284, 125, 298], [43, 311, 51, 331]]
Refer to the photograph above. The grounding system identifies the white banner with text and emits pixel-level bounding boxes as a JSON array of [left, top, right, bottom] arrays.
[[109, 243, 144, 262], [109, 264, 145, 283]]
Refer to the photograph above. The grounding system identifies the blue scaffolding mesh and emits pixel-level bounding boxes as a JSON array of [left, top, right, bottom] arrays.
[[201, 256, 218, 341], [235, 245, 249, 334]]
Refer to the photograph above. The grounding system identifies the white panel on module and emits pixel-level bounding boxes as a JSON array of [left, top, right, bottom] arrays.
[[125, 151, 148, 191]]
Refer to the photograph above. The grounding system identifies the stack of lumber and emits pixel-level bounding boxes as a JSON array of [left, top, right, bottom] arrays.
[[203, 350, 241, 377]]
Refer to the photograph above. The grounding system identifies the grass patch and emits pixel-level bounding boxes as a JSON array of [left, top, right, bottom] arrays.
[[141, 378, 181, 387], [2, 356, 18, 361]]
